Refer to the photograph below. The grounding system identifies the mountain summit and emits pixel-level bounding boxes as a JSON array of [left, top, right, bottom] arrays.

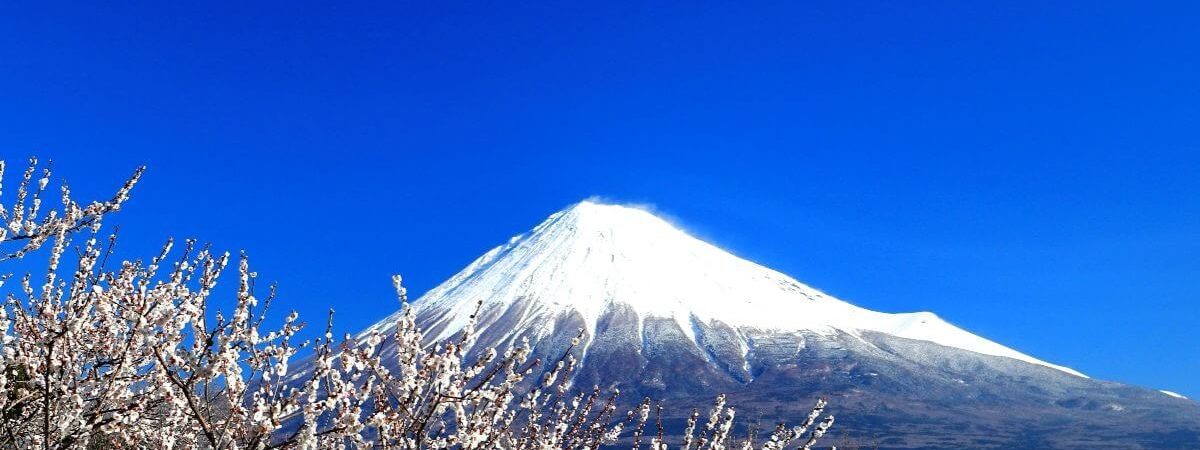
[[371, 200, 1080, 377], [360, 200, 1199, 449]]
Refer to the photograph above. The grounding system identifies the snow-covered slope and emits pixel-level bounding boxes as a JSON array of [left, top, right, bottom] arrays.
[[345, 200, 1200, 449], [366, 200, 1084, 378], [1161, 390, 1190, 399]]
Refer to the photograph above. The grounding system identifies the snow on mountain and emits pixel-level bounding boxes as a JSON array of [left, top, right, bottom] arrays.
[[343, 200, 1200, 449], [1161, 390, 1189, 399], [365, 200, 1084, 378]]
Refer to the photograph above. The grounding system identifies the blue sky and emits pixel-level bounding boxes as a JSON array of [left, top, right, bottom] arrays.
[[1, 2, 1197, 397]]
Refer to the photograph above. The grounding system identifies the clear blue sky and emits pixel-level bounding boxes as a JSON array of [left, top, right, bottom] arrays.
[[2, 2, 1197, 397]]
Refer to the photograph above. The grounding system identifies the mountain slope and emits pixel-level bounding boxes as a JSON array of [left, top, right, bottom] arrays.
[[367, 201, 1079, 376], [361, 201, 1199, 449]]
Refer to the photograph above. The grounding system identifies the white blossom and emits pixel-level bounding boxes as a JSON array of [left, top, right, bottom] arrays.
[[0, 158, 838, 450]]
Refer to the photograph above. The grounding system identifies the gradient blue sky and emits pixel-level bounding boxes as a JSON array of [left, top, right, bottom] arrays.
[[2, 2, 1197, 397]]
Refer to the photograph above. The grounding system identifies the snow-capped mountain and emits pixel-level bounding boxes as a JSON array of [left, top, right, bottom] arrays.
[[361, 200, 1199, 449], [368, 200, 1078, 377]]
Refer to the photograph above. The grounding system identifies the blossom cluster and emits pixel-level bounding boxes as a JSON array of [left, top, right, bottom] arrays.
[[0, 158, 836, 450]]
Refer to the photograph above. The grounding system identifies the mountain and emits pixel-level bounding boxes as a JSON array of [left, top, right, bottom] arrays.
[[361, 200, 1200, 449]]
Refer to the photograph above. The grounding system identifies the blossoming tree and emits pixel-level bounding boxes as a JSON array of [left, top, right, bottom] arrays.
[[0, 158, 834, 450]]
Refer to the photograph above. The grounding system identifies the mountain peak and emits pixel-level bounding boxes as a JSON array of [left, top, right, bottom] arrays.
[[550, 200, 680, 237], [367, 200, 1086, 378], [337, 202, 1200, 448]]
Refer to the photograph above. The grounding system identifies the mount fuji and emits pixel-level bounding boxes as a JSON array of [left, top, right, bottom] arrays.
[[360, 201, 1199, 449]]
